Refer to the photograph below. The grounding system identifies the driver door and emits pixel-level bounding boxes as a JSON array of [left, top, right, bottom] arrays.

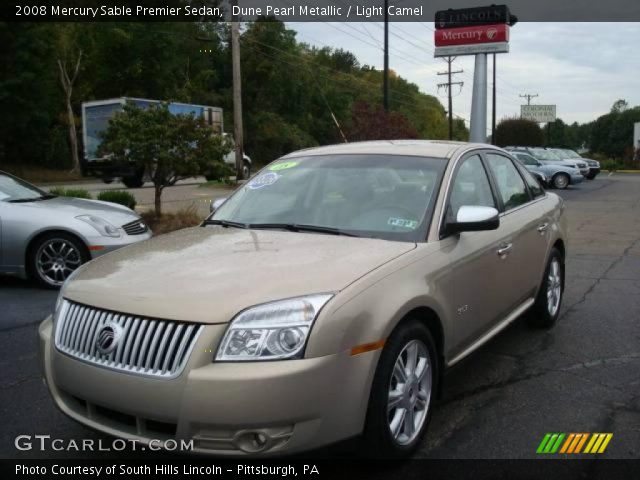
[[441, 153, 514, 359]]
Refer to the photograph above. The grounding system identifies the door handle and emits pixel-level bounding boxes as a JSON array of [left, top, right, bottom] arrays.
[[497, 243, 513, 256], [537, 222, 549, 233]]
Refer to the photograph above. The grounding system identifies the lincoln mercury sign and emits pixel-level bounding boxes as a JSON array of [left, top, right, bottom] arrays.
[[521, 105, 557, 123], [434, 5, 513, 57]]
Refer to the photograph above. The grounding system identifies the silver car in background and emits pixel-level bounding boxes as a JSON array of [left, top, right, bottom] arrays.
[[0, 171, 151, 288], [510, 151, 584, 189]]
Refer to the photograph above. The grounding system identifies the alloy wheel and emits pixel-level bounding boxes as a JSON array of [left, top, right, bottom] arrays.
[[547, 258, 562, 316], [554, 174, 569, 189], [387, 339, 432, 446], [35, 238, 82, 287]]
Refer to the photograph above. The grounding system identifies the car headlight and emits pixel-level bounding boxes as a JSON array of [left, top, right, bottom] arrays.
[[76, 215, 121, 238], [215, 294, 333, 361]]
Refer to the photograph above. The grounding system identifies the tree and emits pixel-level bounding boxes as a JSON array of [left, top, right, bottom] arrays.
[[494, 118, 543, 147], [55, 25, 84, 174], [99, 102, 231, 216], [345, 101, 419, 141]]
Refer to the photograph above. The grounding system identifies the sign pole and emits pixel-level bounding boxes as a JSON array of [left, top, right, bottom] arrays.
[[470, 53, 488, 143]]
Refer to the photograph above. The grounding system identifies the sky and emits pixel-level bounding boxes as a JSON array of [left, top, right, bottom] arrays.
[[288, 22, 640, 129]]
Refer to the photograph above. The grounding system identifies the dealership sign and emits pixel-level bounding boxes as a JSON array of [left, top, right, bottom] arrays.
[[435, 4, 514, 29], [521, 105, 557, 123], [434, 5, 513, 57], [435, 24, 509, 46]]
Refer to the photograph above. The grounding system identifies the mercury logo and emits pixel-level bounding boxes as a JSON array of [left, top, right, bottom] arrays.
[[486, 28, 498, 40], [95, 322, 122, 355]]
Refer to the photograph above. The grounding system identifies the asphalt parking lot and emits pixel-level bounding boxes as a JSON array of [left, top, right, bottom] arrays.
[[1, 174, 639, 459]]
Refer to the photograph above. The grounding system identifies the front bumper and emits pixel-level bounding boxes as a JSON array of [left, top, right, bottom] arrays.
[[569, 173, 584, 185], [39, 316, 377, 456], [588, 167, 601, 176], [86, 231, 152, 259]]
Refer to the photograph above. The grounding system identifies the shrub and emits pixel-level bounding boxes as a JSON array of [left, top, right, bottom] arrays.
[[49, 187, 92, 199], [600, 159, 622, 171], [140, 204, 202, 235], [97, 190, 137, 210]]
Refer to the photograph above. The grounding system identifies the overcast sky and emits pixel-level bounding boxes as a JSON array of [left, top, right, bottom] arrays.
[[288, 22, 640, 130]]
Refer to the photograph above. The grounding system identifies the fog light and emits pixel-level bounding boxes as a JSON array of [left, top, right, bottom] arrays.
[[234, 430, 272, 453]]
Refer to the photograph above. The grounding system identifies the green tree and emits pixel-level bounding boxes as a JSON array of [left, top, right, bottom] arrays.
[[99, 102, 230, 216], [495, 118, 543, 147]]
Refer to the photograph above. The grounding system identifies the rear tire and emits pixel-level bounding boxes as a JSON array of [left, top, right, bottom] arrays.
[[362, 320, 438, 457], [242, 160, 251, 180], [552, 173, 570, 190], [528, 247, 564, 329], [27, 232, 89, 289], [122, 174, 144, 188]]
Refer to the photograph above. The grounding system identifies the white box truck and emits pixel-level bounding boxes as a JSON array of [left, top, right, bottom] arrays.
[[81, 97, 251, 187]]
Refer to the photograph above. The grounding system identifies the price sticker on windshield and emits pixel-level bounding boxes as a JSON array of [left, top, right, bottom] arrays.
[[247, 172, 279, 189]]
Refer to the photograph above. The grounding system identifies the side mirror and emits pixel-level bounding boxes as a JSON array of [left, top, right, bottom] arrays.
[[210, 197, 227, 213], [446, 206, 500, 234]]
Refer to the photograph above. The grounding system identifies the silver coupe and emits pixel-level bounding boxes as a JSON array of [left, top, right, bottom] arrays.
[[0, 171, 151, 288]]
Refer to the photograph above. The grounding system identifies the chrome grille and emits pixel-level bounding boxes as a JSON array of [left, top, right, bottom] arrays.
[[122, 219, 148, 235], [54, 300, 202, 378]]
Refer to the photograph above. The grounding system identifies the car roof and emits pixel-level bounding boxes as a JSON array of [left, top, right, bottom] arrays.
[[279, 140, 496, 160]]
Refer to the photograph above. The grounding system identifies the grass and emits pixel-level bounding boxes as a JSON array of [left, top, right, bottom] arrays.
[[1, 164, 83, 184], [141, 205, 202, 235]]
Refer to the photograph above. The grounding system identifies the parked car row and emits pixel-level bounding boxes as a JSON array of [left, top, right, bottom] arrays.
[[505, 147, 601, 190]]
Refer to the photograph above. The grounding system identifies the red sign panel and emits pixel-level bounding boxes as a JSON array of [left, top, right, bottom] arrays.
[[435, 24, 509, 47]]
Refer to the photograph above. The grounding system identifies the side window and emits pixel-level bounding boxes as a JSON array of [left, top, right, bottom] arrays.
[[517, 154, 537, 166], [448, 155, 495, 221], [521, 168, 545, 198], [486, 153, 531, 210]]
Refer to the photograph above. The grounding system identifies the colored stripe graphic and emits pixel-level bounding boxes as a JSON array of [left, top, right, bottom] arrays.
[[537, 433, 565, 454], [539, 433, 613, 454]]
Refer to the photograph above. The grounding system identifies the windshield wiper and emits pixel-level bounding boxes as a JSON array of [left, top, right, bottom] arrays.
[[201, 219, 250, 229], [248, 223, 358, 237]]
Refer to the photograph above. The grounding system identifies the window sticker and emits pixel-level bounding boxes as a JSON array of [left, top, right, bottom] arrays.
[[269, 161, 298, 171], [388, 217, 419, 229], [247, 172, 279, 190]]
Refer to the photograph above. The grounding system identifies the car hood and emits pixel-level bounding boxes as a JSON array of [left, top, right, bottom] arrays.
[[538, 164, 580, 175], [28, 196, 139, 224], [64, 227, 416, 324]]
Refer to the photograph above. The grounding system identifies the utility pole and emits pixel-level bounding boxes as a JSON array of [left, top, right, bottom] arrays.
[[491, 53, 497, 145], [437, 57, 463, 140], [519, 93, 539, 105], [383, 0, 389, 111], [230, 0, 244, 182]]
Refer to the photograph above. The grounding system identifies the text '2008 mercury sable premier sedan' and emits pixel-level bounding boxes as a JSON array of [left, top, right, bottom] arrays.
[[39, 141, 567, 456]]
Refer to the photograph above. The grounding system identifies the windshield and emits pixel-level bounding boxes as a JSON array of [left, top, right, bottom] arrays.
[[530, 148, 564, 161], [209, 154, 446, 242], [561, 149, 581, 159], [0, 173, 50, 202]]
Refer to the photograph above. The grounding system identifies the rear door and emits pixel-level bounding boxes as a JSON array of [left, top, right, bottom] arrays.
[[484, 152, 548, 310]]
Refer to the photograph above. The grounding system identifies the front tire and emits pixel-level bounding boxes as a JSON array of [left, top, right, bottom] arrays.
[[362, 320, 438, 457], [27, 233, 89, 289], [528, 247, 564, 328], [552, 173, 570, 189]]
